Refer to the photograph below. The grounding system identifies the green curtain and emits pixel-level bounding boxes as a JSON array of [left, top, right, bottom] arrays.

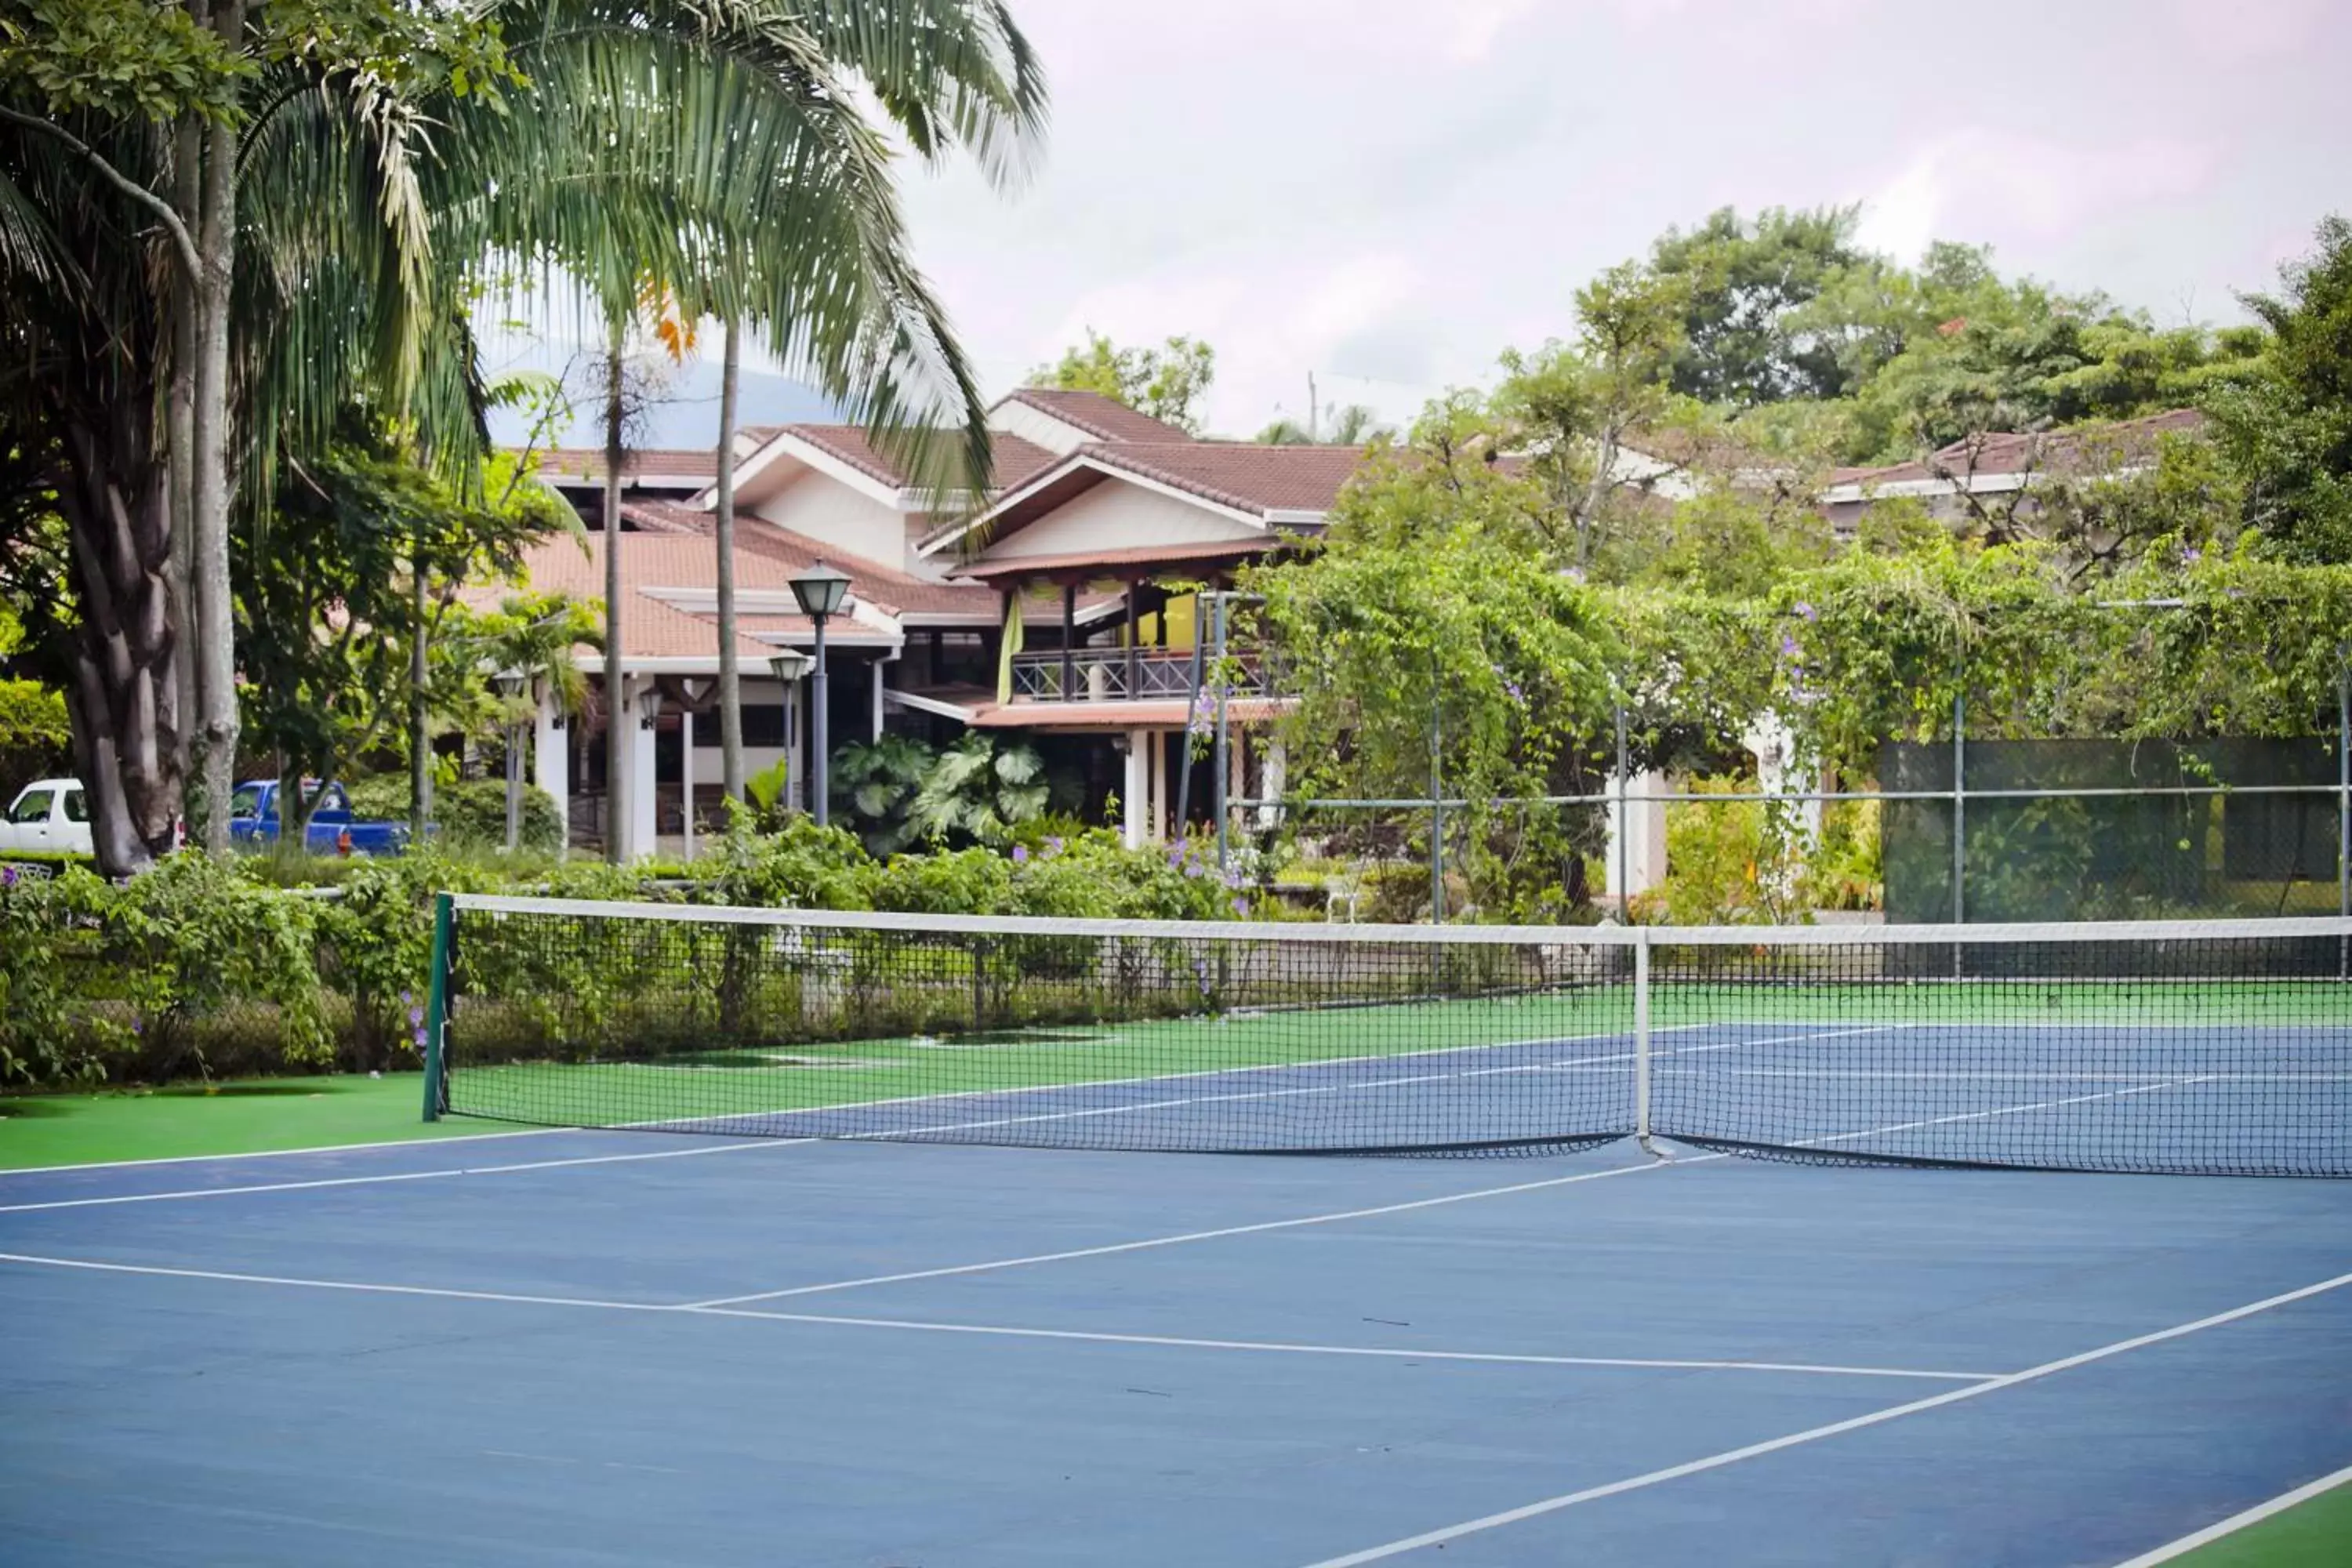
[[995, 590, 1025, 705]]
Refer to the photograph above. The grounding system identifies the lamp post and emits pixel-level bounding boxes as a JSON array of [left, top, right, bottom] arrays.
[[789, 562, 851, 827], [767, 649, 813, 816]]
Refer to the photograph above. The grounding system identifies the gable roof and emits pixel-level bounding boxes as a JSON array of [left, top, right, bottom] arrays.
[[533, 448, 715, 487], [622, 501, 996, 622], [1829, 409, 2207, 494], [997, 387, 1199, 445], [925, 440, 1371, 558], [774, 424, 1062, 495]]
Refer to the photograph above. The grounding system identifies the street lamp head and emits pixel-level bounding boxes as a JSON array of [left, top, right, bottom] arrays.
[[789, 560, 851, 620], [767, 650, 813, 684], [490, 670, 526, 699]]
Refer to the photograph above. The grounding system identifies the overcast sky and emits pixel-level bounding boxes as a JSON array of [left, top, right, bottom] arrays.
[[874, 0, 2350, 438]]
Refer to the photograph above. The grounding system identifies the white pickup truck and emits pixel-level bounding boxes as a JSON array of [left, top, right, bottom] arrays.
[[0, 779, 94, 857]]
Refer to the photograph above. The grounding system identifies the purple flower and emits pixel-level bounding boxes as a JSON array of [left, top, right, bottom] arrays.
[[1780, 634, 1801, 658], [0, 865, 15, 888], [408, 1005, 425, 1027], [1232, 896, 1249, 916], [2183, 546, 2203, 564], [400, 990, 413, 1006], [1011, 844, 1029, 863], [1794, 601, 1817, 622], [1185, 862, 1207, 878], [413, 1026, 428, 1049], [1504, 681, 1526, 702], [1044, 837, 1064, 857], [130, 1018, 143, 1036]]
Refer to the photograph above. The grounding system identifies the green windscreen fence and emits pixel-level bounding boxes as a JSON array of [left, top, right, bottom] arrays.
[[1880, 737, 2345, 927]]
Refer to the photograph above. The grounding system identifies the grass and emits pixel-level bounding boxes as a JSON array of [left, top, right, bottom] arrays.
[[2163, 1478, 2352, 1566], [0, 1072, 504, 1171]]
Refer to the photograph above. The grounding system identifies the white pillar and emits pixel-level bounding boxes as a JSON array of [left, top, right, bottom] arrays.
[[680, 706, 696, 860], [627, 679, 659, 862], [534, 688, 570, 851], [1123, 731, 1149, 849], [1744, 710, 1817, 898], [1257, 739, 1286, 831], [1145, 731, 1166, 843], [1605, 768, 1668, 903], [870, 660, 885, 742]]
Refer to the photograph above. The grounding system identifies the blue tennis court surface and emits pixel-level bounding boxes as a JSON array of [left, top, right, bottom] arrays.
[[3, 1123, 2348, 1566]]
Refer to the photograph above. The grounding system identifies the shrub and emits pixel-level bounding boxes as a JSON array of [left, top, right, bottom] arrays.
[[346, 774, 564, 852], [0, 678, 71, 798]]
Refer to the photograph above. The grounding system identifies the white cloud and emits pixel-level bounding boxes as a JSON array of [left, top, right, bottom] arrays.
[[1854, 128, 2222, 266]]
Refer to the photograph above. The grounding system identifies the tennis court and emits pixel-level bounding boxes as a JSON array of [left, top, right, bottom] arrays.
[[3, 902, 2348, 1565]]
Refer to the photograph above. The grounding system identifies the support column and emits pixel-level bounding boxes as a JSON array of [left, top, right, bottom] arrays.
[[1603, 768, 1668, 907], [679, 707, 696, 861], [1145, 731, 1166, 843], [1258, 738, 1286, 831], [627, 678, 659, 862], [534, 688, 570, 851], [871, 659, 885, 742], [1123, 730, 1149, 849]]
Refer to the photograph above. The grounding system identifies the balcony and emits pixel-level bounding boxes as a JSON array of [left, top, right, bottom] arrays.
[[1007, 647, 1278, 703]]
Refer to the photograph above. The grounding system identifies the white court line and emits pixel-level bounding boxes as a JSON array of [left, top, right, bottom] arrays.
[[1294, 1269, 2352, 1568], [1799, 1077, 2220, 1150], [2108, 1460, 2352, 1566], [0, 1250, 1989, 1381], [0, 1123, 570, 1177], [681, 1156, 1686, 1308], [0, 1136, 818, 1216], [693, 1305, 1997, 1380]]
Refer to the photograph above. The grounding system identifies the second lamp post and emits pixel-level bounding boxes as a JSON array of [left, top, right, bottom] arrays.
[[788, 561, 851, 826]]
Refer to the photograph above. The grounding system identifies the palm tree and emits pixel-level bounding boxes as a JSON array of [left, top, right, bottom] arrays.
[[432, 0, 1047, 861], [3, 0, 1046, 874]]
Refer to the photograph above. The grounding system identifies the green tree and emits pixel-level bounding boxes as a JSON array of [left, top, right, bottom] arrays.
[[1257, 403, 1386, 445], [1647, 205, 1876, 405], [1033, 331, 1216, 433], [909, 733, 1050, 848], [2205, 215, 2352, 562]]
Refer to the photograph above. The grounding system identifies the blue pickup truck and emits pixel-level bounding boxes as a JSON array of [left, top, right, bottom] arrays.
[[227, 780, 411, 857]]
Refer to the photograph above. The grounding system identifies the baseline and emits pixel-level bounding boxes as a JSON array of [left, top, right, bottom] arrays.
[[1291, 1269, 2352, 1568]]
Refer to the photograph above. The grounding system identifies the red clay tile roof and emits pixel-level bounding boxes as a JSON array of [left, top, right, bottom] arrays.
[[533, 447, 715, 484], [622, 501, 996, 620], [766, 424, 1062, 495], [1000, 387, 1199, 445], [955, 535, 1305, 582], [1837, 409, 2207, 488], [1080, 441, 1368, 516]]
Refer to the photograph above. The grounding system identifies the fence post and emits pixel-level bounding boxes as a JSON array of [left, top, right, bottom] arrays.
[[1430, 651, 1444, 923], [1951, 688, 1966, 928], [420, 891, 454, 1123], [2339, 662, 2348, 978], [1633, 926, 1653, 1151], [1613, 703, 1630, 922], [1213, 593, 1232, 873]]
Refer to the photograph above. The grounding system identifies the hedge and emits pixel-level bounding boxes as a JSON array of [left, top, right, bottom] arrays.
[[0, 822, 1260, 1087]]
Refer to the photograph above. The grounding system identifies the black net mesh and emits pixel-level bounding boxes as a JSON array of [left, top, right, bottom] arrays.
[[434, 898, 2352, 1175]]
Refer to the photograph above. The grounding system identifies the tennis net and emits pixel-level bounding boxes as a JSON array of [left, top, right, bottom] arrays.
[[424, 896, 2352, 1175]]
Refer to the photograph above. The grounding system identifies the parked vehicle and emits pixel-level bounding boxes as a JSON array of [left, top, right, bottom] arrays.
[[227, 780, 411, 857], [0, 779, 93, 858]]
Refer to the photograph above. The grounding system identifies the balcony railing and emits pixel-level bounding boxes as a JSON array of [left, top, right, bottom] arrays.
[[1007, 647, 1279, 703]]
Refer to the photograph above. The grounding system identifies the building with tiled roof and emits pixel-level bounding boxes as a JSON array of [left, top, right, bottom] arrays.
[[500, 386, 1375, 858], [1817, 409, 2207, 534]]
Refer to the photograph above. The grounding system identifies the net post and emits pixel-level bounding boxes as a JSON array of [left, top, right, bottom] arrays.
[[420, 891, 454, 1123], [1633, 925, 1656, 1155]]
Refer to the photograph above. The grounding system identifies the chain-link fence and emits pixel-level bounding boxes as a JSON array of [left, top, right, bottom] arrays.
[[1227, 707, 2350, 928]]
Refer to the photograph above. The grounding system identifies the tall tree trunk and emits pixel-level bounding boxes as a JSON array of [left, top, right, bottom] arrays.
[[165, 111, 199, 805], [714, 318, 746, 807], [185, 0, 246, 853], [56, 392, 183, 878], [602, 338, 628, 865], [408, 551, 431, 839]]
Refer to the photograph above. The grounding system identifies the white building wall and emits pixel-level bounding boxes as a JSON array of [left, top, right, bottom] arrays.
[[752, 471, 920, 572], [988, 399, 1093, 456], [983, 481, 1261, 561]]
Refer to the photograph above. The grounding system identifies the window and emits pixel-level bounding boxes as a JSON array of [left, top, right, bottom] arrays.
[[61, 787, 88, 823], [9, 788, 53, 824], [229, 784, 267, 821], [693, 705, 789, 747]]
